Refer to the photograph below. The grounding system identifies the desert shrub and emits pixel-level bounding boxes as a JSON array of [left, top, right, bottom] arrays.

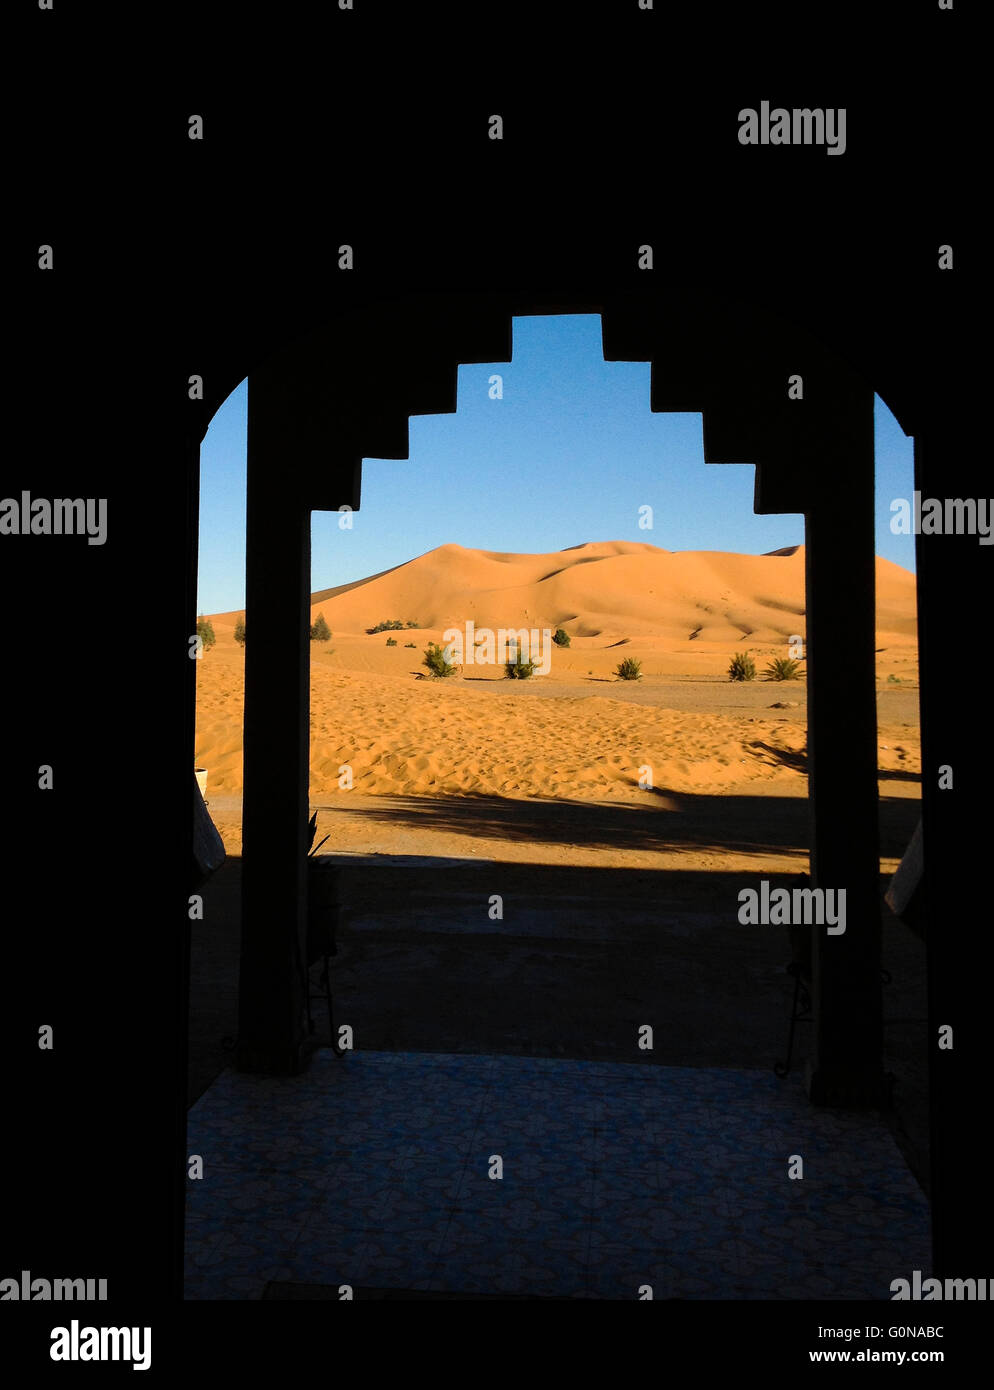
[[764, 656, 803, 681], [505, 649, 537, 679], [368, 619, 412, 634], [552, 628, 570, 648], [616, 657, 642, 681], [196, 616, 216, 652], [310, 613, 332, 641], [385, 636, 398, 646], [404, 641, 417, 648], [728, 652, 756, 682], [423, 641, 459, 678], [233, 617, 246, 646]]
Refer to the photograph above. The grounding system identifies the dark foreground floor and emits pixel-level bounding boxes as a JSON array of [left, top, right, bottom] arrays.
[[189, 852, 929, 1194], [186, 830, 929, 1300], [185, 1051, 930, 1300]]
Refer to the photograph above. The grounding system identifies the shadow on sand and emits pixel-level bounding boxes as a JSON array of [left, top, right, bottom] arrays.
[[315, 786, 919, 862]]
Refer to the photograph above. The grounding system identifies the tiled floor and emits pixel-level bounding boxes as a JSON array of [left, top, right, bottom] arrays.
[[184, 1051, 931, 1299]]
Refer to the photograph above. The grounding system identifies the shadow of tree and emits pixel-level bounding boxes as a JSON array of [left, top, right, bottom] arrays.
[[747, 739, 921, 788], [337, 789, 809, 858], [747, 740, 809, 774]]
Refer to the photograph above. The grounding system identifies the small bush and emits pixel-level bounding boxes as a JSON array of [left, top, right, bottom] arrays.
[[616, 657, 642, 681], [764, 656, 803, 681], [196, 616, 216, 653], [385, 637, 398, 646], [887, 673, 901, 684], [404, 641, 417, 648], [505, 649, 537, 679], [233, 617, 246, 646], [552, 628, 571, 648], [423, 641, 459, 678], [369, 619, 414, 634], [310, 613, 332, 641], [728, 652, 756, 682]]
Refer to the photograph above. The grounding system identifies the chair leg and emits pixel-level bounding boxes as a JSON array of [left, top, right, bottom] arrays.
[[322, 955, 334, 1045], [305, 969, 315, 1036], [775, 969, 803, 1079]]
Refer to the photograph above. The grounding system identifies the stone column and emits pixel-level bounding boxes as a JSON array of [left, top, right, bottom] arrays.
[[237, 372, 312, 1074], [803, 388, 887, 1105]]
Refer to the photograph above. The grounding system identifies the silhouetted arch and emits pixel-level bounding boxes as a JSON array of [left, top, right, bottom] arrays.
[[207, 288, 885, 1116]]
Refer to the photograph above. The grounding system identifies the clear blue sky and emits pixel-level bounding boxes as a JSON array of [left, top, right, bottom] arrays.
[[198, 314, 915, 615]]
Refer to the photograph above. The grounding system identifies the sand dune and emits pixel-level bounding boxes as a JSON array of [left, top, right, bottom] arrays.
[[215, 539, 916, 647], [199, 542, 920, 859]]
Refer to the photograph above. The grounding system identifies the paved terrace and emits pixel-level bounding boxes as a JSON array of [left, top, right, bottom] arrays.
[[186, 1050, 929, 1300], [186, 846, 930, 1299]]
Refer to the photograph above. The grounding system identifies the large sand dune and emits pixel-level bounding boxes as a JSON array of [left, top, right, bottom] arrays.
[[230, 539, 916, 646], [199, 542, 920, 863]]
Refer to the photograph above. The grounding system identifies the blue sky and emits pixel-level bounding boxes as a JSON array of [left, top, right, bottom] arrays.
[[197, 314, 915, 615]]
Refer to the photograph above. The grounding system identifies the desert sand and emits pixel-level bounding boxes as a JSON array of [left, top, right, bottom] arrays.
[[196, 542, 920, 871]]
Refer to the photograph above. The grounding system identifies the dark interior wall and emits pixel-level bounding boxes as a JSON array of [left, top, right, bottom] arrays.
[[7, 2, 983, 1364]]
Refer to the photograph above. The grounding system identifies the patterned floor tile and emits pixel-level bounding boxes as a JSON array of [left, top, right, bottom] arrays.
[[587, 1246, 743, 1300], [447, 1189, 591, 1241], [396, 1115, 480, 1153], [430, 1224, 589, 1297], [182, 1052, 931, 1301], [276, 1219, 373, 1288], [184, 1219, 304, 1299], [367, 1160, 470, 1222], [589, 1130, 659, 1170], [455, 1159, 593, 1214], [354, 1230, 448, 1288], [185, 1166, 322, 1223]]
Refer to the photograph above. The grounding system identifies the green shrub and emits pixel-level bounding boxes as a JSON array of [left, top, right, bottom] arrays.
[[552, 628, 570, 648], [616, 657, 642, 681], [505, 649, 537, 679], [233, 617, 246, 646], [423, 641, 459, 678], [385, 636, 398, 646], [368, 619, 414, 634], [196, 616, 216, 653], [728, 652, 756, 682], [404, 642, 417, 648], [764, 656, 803, 681], [310, 613, 332, 641]]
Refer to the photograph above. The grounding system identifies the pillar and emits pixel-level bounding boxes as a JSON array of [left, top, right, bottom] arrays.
[[803, 387, 887, 1105], [237, 371, 312, 1074]]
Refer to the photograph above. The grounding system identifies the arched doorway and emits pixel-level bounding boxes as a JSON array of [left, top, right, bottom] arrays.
[[233, 289, 887, 1108]]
